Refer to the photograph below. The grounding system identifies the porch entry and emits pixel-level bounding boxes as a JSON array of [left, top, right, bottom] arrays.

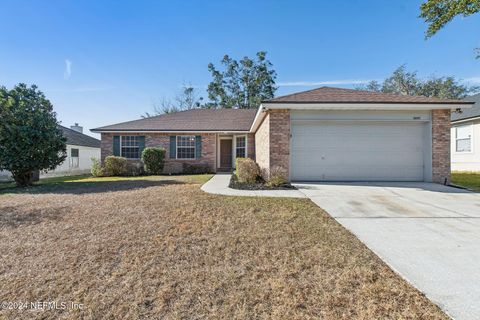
[[219, 139, 233, 171]]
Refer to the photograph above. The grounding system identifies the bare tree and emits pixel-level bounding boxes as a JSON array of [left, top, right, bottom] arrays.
[[142, 85, 204, 118]]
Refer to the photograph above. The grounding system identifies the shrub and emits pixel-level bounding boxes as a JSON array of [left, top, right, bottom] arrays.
[[91, 158, 104, 177], [236, 158, 260, 184], [182, 163, 212, 174], [141, 147, 166, 175], [104, 156, 128, 176], [126, 161, 145, 176], [265, 166, 288, 187]]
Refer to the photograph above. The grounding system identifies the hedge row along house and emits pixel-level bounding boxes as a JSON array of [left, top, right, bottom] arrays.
[[92, 87, 473, 184]]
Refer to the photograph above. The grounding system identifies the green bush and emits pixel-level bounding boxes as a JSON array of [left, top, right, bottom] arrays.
[[236, 158, 260, 184], [104, 156, 128, 176], [126, 161, 145, 176], [141, 147, 165, 175], [182, 163, 211, 174], [265, 166, 288, 187], [91, 158, 104, 177]]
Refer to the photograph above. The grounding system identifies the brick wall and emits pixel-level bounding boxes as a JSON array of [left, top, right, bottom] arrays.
[[247, 133, 255, 160], [255, 113, 270, 173], [432, 109, 451, 184], [254, 109, 291, 179], [269, 110, 290, 178], [101, 132, 216, 174]]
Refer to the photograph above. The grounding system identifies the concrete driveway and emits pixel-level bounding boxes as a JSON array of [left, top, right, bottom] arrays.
[[294, 182, 480, 320]]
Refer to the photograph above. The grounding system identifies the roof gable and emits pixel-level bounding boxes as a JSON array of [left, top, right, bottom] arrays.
[[265, 86, 470, 105]]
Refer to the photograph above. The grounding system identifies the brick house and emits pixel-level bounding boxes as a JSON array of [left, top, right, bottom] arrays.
[[91, 87, 473, 184]]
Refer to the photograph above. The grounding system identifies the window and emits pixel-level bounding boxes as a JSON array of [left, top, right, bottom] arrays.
[[121, 136, 140, 159], [235, 136, 246, 158], [71, 148, 79, 157], [455, 125, 472, 152], [177, 136, 195, 159], [70, 148, 79, 168]]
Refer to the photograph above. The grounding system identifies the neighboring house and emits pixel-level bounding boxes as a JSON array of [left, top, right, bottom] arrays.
[[92, 87, 472, 183], [42, 124, 101, 177], [0, 123, 101, 181], [451, 94, 480, 172]]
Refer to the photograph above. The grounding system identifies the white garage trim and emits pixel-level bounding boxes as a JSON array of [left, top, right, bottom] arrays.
[[289, 111, 432, 182]]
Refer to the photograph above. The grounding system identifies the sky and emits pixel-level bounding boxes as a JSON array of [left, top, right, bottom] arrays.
[[1, 0, 479, 138]]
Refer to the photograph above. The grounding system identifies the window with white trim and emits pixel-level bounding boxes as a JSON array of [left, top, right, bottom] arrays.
[[121, 136, 140, 159], [235, 136, 246, 158], [455, 125, 472, 152], [177, 136, 195, 159]]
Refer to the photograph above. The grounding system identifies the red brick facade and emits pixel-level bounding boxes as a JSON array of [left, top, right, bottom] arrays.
[[432, 109, 451, 184], [100, 108, 451, 184], [255, 109, 290, 178], [101, 132, 216, 174]]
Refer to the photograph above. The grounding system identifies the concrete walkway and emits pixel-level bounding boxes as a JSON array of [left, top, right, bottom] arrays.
[[295, 182, 480, 320], [201, 174, 306, 198]]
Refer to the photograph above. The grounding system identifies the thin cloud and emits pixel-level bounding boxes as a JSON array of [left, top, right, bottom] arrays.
[[277, 79, 374, 87], [64, 59, 72, 80]]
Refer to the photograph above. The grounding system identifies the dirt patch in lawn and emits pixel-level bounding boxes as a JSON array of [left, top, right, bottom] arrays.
[[0, 177, 447, 319]]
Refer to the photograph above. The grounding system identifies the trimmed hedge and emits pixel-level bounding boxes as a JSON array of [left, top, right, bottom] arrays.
[[236, 157, 260, 184], [104, 156, 128, 176], [141, 147, 166, 175]]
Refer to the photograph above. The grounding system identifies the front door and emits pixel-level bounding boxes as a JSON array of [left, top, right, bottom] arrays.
[[220, 139, 233, 169]]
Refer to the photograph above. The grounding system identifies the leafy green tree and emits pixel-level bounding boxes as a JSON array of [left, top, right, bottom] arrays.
[[207, 51, 277, 109], [359, 65, 477, 99], [420, 0, 480, 57], [0, 84, 66, 186]]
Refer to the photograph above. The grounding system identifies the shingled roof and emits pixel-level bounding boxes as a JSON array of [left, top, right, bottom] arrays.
[[91, 109, 258, 132], [451, 93, 480, 122], [59, 126, 101, 148], [265, 87, 472, 105]]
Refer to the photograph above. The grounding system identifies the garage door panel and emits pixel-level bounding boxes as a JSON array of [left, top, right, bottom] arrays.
[[292, 151, 424, 167], [291, 121, 426, 181], [292, 166, 423, 181]]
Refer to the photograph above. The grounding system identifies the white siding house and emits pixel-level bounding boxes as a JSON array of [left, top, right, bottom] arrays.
[[0, 124, 101, 181], [451, 94, 480, 172]]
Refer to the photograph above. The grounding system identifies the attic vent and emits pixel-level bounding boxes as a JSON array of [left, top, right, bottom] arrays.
[[413, 116, 421, 120]]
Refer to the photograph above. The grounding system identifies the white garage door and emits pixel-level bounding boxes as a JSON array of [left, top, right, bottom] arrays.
[[291, 121, 427, 181]]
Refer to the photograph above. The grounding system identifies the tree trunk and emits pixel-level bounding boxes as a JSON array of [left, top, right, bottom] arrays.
[[12, 171, 34, 187]]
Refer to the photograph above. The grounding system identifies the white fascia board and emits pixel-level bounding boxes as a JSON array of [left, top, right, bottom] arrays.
[[451, 116, 480, 124], [249, 105, 266, 133], [91, 130, 251, 134], [262, 102, 468, 111]]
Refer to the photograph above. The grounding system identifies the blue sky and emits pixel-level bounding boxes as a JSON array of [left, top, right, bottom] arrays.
[[1, 0, 479, 137]]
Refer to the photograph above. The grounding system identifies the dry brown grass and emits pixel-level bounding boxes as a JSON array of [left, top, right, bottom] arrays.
[[0, 176, 447, 319]]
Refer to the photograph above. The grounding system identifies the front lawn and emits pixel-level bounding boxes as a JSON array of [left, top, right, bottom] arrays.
[[0, 175, 447, 319], [452, 172, 480, 192]]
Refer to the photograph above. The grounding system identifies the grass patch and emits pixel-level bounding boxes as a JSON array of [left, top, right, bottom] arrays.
[[451, 172, 480, 192], [0, 178, 447, 319], [0, 174, 213, 194]]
